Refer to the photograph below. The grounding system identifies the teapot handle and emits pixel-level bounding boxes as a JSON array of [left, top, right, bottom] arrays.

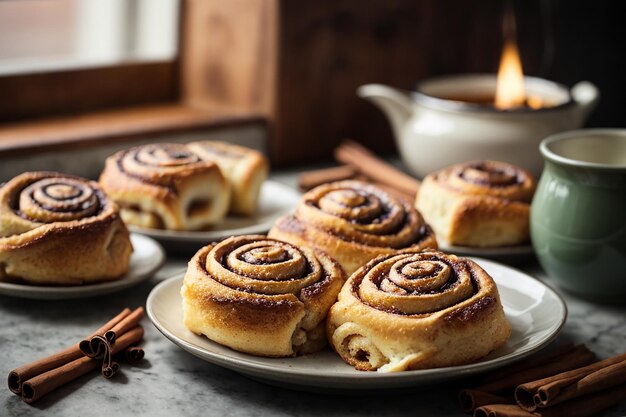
[[570, 81, 599, 123]]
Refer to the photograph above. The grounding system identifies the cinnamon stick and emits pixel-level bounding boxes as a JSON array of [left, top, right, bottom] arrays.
[[104, 307, 144, 343], [298, 165, 358, 191], [534, 359, 626, 408], [334, 140, 421, 195], [515, 351, 626, 411], [475, 343, 579, 385], [20, 357, 98, 405], [81, 335, 110, 359], [474, 404, 533, 417], [459, 389, 513, 413], [123, 346, 145, 365], [9, 308, 132, 395], [80, 307, 144, 358], [459, 344, 595, 414], [475, 383, 626, 417], [21, 326, 144, 404], [99, 329, 145, 379], [102, 361, 120, 379], [477, 345, 595, 394]]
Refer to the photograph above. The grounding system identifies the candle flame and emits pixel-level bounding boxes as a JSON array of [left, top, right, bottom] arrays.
[[495, 40, 526, 109], [495, 6, 527, 109]]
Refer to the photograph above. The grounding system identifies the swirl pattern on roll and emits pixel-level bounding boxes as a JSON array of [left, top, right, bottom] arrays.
[[354, 252, 483, 315], [17, 177, 102, 223], [268, 180, 437, 276], [415, 160, 536, 248], [113, 143, 205, 188], [357, 252, 477, 315], [207, 237, 326, 295], [181, 235, 344, 357], [99, 143, 230, 230], [439, 160, 535, 202], [327, 251, 511, 372], [0, 172, 132, 285], [301, 182, 422, 247]]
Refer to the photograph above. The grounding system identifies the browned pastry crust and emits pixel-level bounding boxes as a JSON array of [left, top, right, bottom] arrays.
[[0, 171, 132, 285], [268, 180, 438, 276], [188, 141, 269, 216], [327, 250, 511, 372], [99, 143, 230, 231], [415, 161, 536, 248], [181, 235, 345, 357]]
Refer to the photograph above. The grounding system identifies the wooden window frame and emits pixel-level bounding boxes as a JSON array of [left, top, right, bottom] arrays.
[[0, 0, 265, 159]]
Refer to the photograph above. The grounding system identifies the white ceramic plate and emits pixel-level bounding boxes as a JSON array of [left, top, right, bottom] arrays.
[[439, 242, 535, 260], [147, 258, 567, 392], [0, 234, 165, 300], [129, 180, 301, 251]]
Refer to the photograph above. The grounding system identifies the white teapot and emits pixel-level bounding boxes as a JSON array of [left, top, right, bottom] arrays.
[[358, 74, 599, 178]]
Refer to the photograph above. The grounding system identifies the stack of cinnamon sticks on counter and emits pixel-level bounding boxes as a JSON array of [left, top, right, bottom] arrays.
[[298, 140, 421, 202], [459, 343, 626, 417], [7, 307, 145, 404]]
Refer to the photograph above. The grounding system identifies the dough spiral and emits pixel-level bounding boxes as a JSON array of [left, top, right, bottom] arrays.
[[327, 251, 511, 372], [438, 160, 534, 201], [269, 180, 437, 275], [99, 143, 230, 230], [181, 235, 345, 357], [415, 161, 536, 247], [0, 172, 132, 285]]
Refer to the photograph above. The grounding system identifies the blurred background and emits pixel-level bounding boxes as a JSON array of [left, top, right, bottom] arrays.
[[0, 0, 624, 168]]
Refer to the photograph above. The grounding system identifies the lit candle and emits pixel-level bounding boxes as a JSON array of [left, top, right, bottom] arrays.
[[494, 7, 548, 110]]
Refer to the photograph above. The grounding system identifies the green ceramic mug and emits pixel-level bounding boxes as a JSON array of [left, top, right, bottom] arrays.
[[531, 129, 626, 302]]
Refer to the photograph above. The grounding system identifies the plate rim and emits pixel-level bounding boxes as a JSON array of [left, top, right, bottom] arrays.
[[0, 233, 165, 299], [438, 242, 535, 257], [147, 259, 567, 384], [128, 180, 301, 242]]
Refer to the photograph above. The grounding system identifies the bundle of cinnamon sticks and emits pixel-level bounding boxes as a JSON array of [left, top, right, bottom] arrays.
[[298, 140, 421, 202], [459, 343, 626, 417], [7, 307, 145, 404]]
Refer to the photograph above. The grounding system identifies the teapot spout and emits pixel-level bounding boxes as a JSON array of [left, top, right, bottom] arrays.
[[357, 84, 414, 140], [571, 81, 600, 123]]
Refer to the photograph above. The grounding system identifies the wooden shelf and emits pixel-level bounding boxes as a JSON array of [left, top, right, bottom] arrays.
[[0, 104, 266, 157]]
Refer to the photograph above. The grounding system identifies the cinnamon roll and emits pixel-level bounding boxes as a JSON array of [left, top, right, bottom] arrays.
[[0, 172, 132, 285], [268, 180, 437, 276], [188, 141, 268, 216], [327, 251, 511, 372], [181, 235, 345, 357], [99, 143, 230, 231], [415, 161, 536, 247]]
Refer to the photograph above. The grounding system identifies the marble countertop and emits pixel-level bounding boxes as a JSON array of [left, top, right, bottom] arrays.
[[2, 173, 625, 417]]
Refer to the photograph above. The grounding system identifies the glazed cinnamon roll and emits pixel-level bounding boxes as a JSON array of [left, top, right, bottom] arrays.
[[415, 161, 536, 247], [0, 172, 132, 285], [181, 235, 344, 357], [99, 143, 230, 231], [268, 180, 437, 276], [327, 251, 511, 372], [187, 141, 268, 216]]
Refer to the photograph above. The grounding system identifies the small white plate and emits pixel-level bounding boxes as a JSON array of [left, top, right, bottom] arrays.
[[439, 242, 535, 261], [147, 258, 567, 392], [129, 180, 301, 251], [0, 234, 165, 300]]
